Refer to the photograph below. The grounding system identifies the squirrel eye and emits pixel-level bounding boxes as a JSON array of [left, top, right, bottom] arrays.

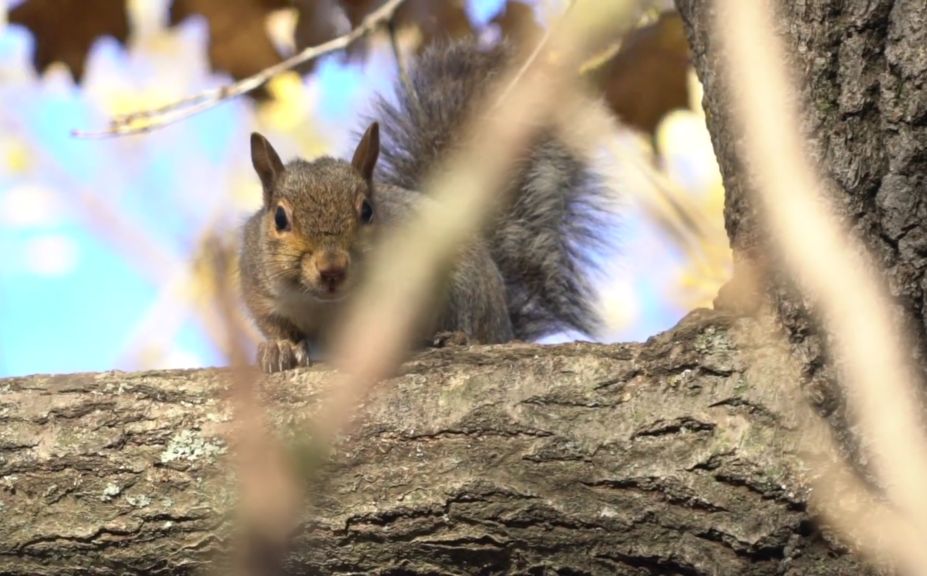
[[360, 199, 374, 224], [274, 205, 290, 232]]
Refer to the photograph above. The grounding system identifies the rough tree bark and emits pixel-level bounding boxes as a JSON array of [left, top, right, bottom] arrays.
[[676, 0, 927, 398], [2, 0, 924, 574], [0, 311, 870, 575]]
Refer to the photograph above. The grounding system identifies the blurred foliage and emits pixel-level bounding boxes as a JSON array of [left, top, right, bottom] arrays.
[[7, 0, 690, 138]]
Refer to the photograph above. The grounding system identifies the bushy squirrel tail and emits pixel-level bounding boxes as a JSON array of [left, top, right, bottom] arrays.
[[373, 40, 610, 340]]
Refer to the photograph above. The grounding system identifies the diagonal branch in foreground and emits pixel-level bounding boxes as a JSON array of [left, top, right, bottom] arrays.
[[72, 0, 408, 138]]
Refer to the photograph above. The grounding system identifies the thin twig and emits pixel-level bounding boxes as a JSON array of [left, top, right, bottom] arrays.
[[386, 17, 421, 118], [204, 236, 301, 576], [494, 0, 576, 107], [72, 0, 408, 138]]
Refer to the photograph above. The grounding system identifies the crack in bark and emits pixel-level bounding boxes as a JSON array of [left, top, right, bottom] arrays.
[[694, 528, 787, 564], [631, 417, 716, 439], [708, 397, 784, 427], [595, 550, 707, 576], [520, 397, 622, 409], [581, 477, 728, 513], [387, 428, 554, 443]]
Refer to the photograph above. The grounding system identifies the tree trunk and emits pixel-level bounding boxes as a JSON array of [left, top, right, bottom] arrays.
[[674, 1, 927, 516], [676, 0, 927, 388], [0, 310, 871, 575]]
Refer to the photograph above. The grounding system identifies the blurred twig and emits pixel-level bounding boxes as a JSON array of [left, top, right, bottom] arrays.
[[16, 124, 182, 284], [717, 0, 927, 570], [204, 236, 301, 576], [315, 2, 637, 444], [19, 118, 261, 371], [112, 229, 261, 370], [72, 0, 409, 138], [493, 0, 573, 106], [610, 138, 715, 254]]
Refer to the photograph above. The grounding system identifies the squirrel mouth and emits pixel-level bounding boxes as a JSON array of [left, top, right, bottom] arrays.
[[313, 292, 346, 303], [288, 278, 346, 302], [310, 284, 347, 302]]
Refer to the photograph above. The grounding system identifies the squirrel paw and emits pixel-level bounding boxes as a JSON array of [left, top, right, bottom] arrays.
[[258, 339, 311, 373], [430, 331, 470, 348]]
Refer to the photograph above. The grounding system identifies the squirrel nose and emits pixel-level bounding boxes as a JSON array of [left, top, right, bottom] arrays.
[[318, 265, 346, 289], [315, 252, 348, 291]]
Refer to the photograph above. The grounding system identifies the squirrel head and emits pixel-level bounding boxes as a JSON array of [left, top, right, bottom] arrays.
[[249, 122, 380, 301]]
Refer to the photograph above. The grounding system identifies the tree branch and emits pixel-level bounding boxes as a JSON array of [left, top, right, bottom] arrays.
[[71, 0, 408, 138], [0, 310, 875, 575]]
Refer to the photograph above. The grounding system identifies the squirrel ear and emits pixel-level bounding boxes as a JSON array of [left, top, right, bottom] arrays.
[[351, 122, 380, 184], [250, 132, 284, 207]]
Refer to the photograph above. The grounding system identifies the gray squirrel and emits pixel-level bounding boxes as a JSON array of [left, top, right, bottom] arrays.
[[239, 41, 612, 373]]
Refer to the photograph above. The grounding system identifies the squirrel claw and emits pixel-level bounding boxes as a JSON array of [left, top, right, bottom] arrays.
[[258, 339, 311, 373], [430, 331, 470, 348]]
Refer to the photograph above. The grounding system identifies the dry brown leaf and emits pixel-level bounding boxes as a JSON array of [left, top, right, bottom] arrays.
[[491, 0, 543, 54], [339, 0, 383, 26], [169, 0, 289, 80], [588, 11, 690, 138], [396, 0, 475, 51], [291, 0, 384, 69], [9, 0, 129, 81]]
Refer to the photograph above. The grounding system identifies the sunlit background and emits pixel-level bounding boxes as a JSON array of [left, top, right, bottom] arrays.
[[0, 0, 728, 376]]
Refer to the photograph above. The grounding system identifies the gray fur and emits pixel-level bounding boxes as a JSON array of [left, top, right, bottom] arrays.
[[374, 183, 515, 343], [371, 40, 609, 339]]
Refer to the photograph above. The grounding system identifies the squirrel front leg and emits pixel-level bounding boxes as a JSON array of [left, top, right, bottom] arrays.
[[433, 240, 514, 345], [239, 228, 312, 373], [253, 312, 311, 373]]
